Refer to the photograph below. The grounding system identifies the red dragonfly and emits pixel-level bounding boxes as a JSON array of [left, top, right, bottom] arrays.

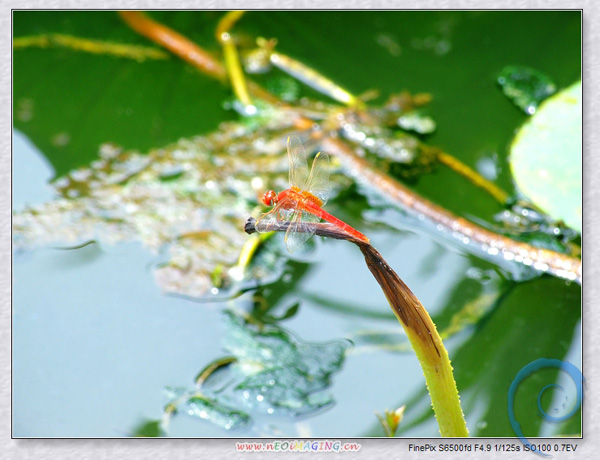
[[255, 135, 369, 252]]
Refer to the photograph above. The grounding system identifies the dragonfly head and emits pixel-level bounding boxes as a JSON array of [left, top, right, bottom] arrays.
[[262, 190, 278, 207]]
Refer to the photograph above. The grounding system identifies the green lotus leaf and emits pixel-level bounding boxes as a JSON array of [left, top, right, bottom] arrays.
[[509, 80, 581, 232]]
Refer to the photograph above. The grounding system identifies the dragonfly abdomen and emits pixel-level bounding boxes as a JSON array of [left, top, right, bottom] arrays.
[[304, 201, 369, 243]]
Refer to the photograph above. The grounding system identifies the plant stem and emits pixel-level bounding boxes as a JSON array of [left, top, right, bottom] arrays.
[[322, 137, 581, 284], [244, 218, 469, 436], [215, 11, 253, 107], [118, 11, 227, 81], [436, 150, 510, 204], [358, 243, 468, 437]]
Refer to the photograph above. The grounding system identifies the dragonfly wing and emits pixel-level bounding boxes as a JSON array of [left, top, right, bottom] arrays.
[[254, 208, 279, 234], [284, 210, 320, 253], [287, 135, 309, 189], [254, 199, 294, 234], [305, 151, 330, 206]]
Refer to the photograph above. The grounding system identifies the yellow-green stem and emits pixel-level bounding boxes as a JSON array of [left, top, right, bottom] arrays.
[[436, 151, 509, 204], [358, 243, 468, 437], [216, 11, 252, 106]]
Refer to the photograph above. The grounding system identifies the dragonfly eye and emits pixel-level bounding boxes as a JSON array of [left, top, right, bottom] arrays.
[[262, 190, 277, 206]]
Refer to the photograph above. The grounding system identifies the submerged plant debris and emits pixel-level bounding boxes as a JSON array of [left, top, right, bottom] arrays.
[[13, 109, 312, 297], [13, 93, 432, 297], [161, 310, 350, 433], [224, 310, 350, 415], [163, 385, 253, 431]]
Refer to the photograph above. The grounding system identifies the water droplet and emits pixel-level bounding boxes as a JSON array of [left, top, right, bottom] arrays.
[[229, 266, 244, 282], [91, 160, 107, 170], [465, 267, 483, 279], [53, 177, 70, 188], [251, 176, 264, 190], [51, 132, 70, 147], [497, 65, 556, 114], [503, 252, 515, 261], [476, 156, 499, 180], [99, 143, 121, 159], [70, 169, 91, 182], [533, 262, 549, 272], [17, 98, 34, 122]]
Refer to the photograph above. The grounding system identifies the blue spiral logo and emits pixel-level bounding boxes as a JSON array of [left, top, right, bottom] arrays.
[[508, 359, 584, 456]]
